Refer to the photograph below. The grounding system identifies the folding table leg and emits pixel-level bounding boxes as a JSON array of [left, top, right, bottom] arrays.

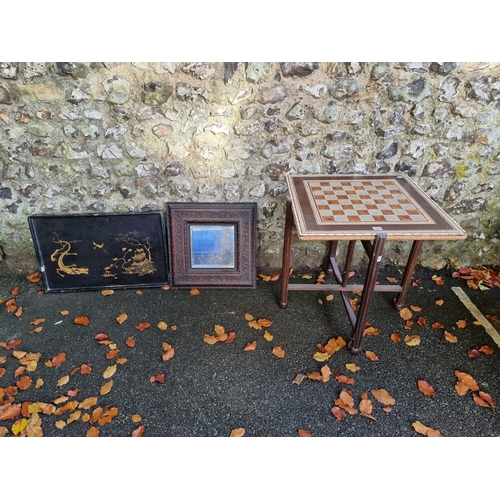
[[394, 240, 423, 310], [325, 241, 338, 275], [349, 233, 387, 354], [279, 200, 293, 309]]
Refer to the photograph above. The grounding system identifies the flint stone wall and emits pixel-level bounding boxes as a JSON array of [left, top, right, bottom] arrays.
[[1, 62, 499, 274]]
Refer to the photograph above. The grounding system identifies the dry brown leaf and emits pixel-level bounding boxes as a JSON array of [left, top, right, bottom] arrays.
[[345, 363, 360, 372], [412, 420, 443, 437], [106, 349, 120, 360], [162, 347, 175, 362], [16, 376, 32, 391], [244, 313, 254, 321], [390, 332, 401, 343], [243, 341, 257, 351], [404, 334, 421, 346], [335, 374, 355, 385], [100, 380, 113, 395], [359, 398, 375, 420], [365, 351, 379, 361], [364, 324, 381, 336], [0, 404, 21, 421], [326, 294, 334, 301], [338, 389, 355, 409], [410, 305, 422, 312], [135, 290, 142, 295], [248, 320, 262, 330], [56, 375, 70, 387], [454, 371, 479, 392], [55, 420, 67, 429], [214, 324, 225, 336], [435, 299, 444, 306], [313, 351, 331, 362], [86, 426, 99, 437], [170, 325, 177, 331], [386, 277, 398, 283], [116, 358, 127, 365], [131, 414, 142, 423], [432, 275, 444, 285], [103, 365, 117, 379], [257, 318, 272, 328], [298, 428, 312, 437], [306, 372, 323, 381], [456, 319, 467, 329], [30, 318, 45, 326], [125, 337, 136, 348], [225, 332, 236, 344], [29, 326, 43, 334], [157, 321, 168, 331], [60, 310, 69, 316], [90, 407, 104, 424], [154, 373, 166, 384], [371, 389, 396, 406], [292, 373, 307, 385], [479, 345, 493, 355], [417, 317, 426, 328], [27, 272, 42, 283], [331, 406, 346, 421], [444, 331, 458, 343], [320, 365, 331, 383], [135, 322, 151, 331], [190, 288, 200, 296], [230, 427, 245, 437], [35, 378, 44, 389], [79, 397, 98, 410], [49, 352, 67, 367], [272, 346, 285, 359], [131, 425, 145, 437], [116, 313, 128, 324], [468, 349, 481, 358], [474, 391, 495, 408], [74, 316, 90, 326], [417, 380, 435, 397], [399, 308, 412, 321], [97, 407, 118, 426], [203, 334, 218, 345], [80, 363, 92, 375], [67, 410, 81, 424], [260, 330, 272, 342], [455, 381, 469, 396], [55, 401, 78, 415], [101, 289, 114, 296]]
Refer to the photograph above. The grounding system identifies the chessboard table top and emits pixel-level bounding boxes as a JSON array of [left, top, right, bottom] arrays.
[[286, 174, 467, 241]]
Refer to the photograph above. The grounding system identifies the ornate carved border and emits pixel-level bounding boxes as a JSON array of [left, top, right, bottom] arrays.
[[167, 203, 257, 288]]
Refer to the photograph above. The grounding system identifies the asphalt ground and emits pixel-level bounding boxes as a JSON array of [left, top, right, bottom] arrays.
[[1, 265, 499, 495]]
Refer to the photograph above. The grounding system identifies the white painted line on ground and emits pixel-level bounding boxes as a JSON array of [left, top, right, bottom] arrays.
[[452, 286, 500, 348]]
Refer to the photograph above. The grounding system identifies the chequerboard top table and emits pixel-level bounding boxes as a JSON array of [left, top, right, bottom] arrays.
[[280, 174, 467, 354]]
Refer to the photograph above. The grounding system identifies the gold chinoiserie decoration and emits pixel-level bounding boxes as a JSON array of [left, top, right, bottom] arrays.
[[102, 237, 157, 278], [50, 237, 90, 277]]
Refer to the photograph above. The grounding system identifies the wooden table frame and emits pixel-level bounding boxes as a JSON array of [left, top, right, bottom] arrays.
[[279, 174, 467, 354]]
